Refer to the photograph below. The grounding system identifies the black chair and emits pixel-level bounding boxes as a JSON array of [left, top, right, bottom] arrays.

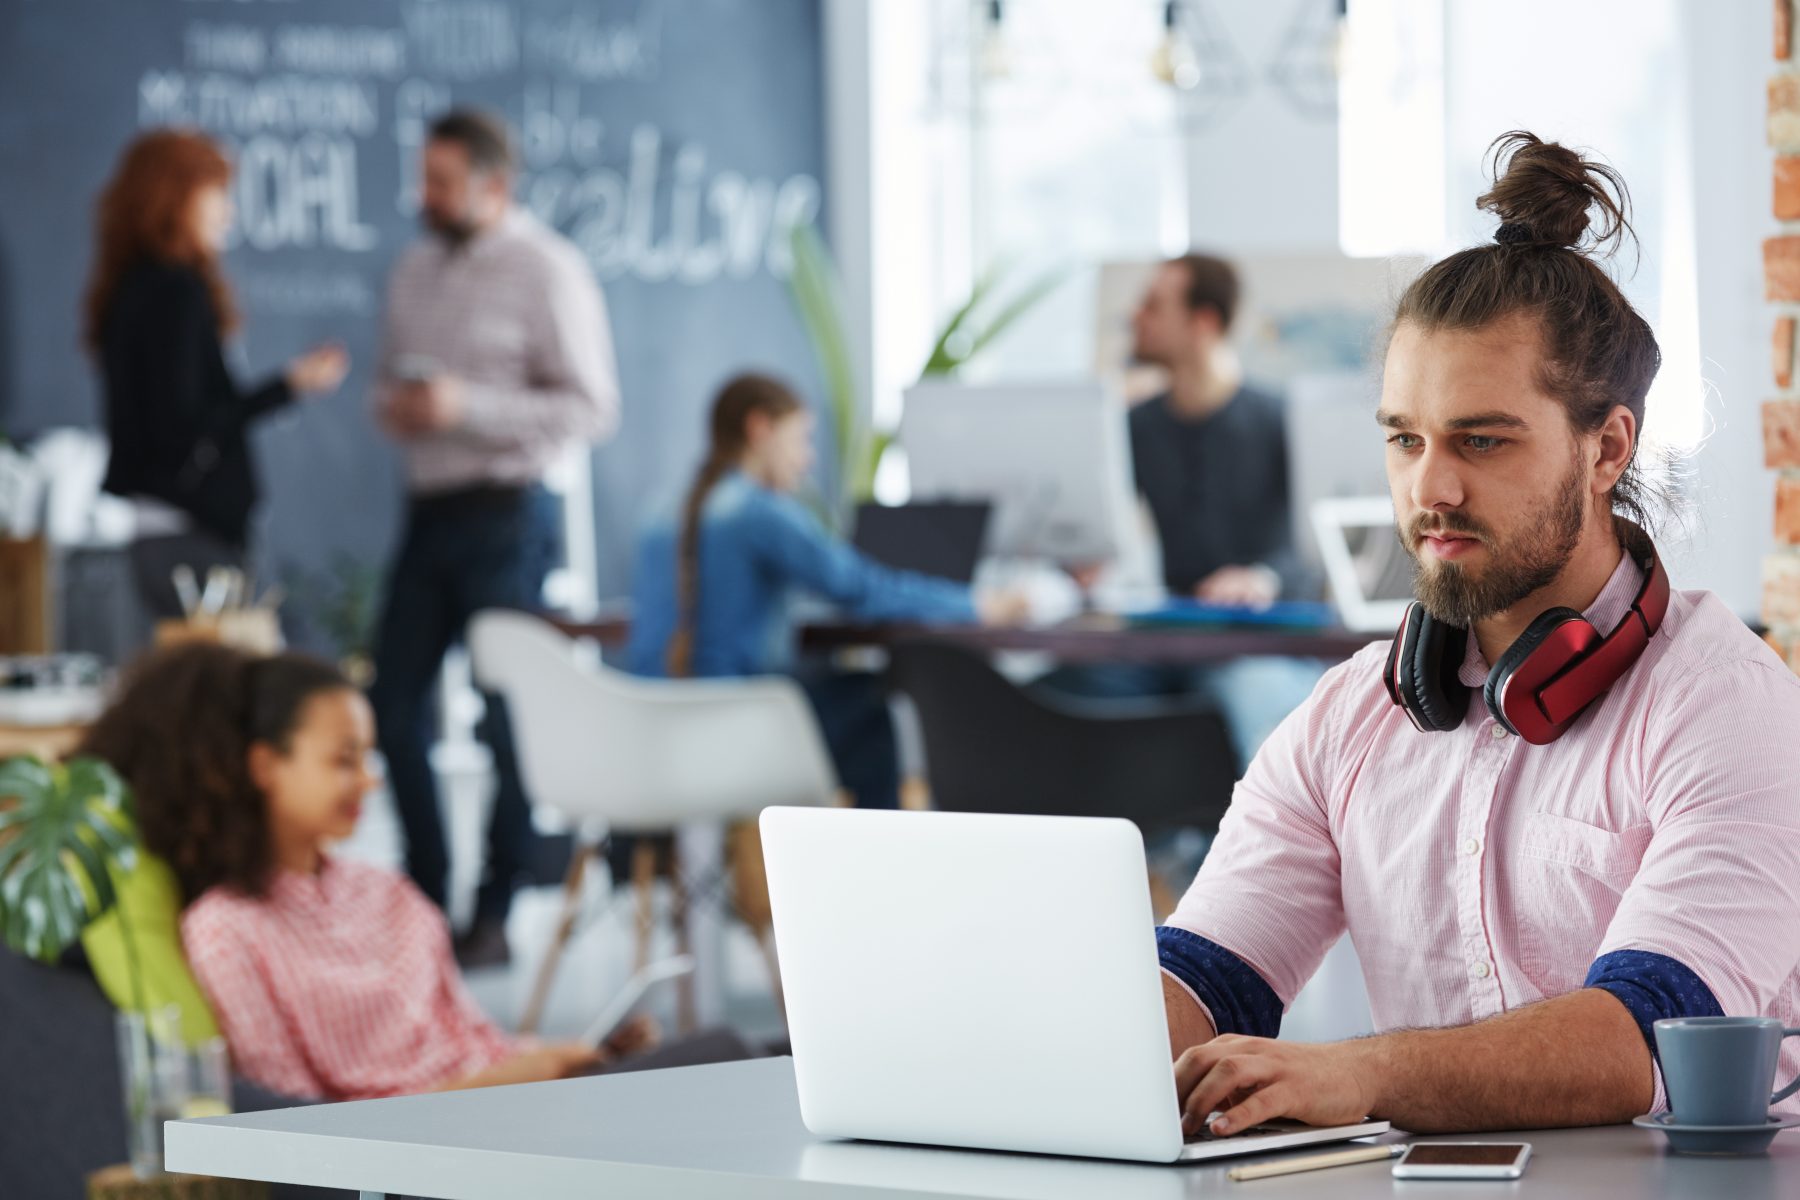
[[0, 946, 339, 1199], [887, 640, 1239, 835]]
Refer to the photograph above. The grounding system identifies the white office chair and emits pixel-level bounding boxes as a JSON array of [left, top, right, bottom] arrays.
[[467, 608, 838, 1032]]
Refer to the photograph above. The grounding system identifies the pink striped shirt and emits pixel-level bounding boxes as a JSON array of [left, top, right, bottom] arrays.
[[1165, 552, 1800, 1113], [182, 857, 515, 1101], [378, 207, 621, 495]]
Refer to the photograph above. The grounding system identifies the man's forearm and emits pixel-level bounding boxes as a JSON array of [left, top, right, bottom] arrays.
[[1163, 972, 1216, 1058], [1347, 988, 1653, 1132]]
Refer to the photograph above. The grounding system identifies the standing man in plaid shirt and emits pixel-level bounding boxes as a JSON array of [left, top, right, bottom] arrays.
[[370, 108, 621, 967]]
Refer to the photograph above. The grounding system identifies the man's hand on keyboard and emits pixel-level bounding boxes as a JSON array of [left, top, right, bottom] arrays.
[[1174, 1034, 1378, 1138]]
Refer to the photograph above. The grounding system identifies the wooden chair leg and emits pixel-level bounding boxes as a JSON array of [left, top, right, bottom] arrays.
[[631, 839, 658, 973], [726, 822, 785, 1020], [899, 773, 932, 811], [519, 836, 593, 1036], [1147, 868, 1179, 925], [757, 926, 787, 1022], [668, 839, 697, 1034]]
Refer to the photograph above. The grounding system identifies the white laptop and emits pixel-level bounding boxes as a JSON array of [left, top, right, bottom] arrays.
[[1311, 495, 1416, 633], [759, 808, 1388, 1164]]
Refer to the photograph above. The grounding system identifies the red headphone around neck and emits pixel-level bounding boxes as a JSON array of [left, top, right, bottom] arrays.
[[1381, 537, 1670, 745]]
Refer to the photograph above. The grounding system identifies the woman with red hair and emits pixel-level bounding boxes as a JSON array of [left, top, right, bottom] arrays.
[[85, 128, 348, 619]]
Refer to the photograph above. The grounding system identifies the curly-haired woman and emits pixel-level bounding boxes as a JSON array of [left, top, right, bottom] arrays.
[[76, 643, 662, 1100], [84, 129, 348, 620]]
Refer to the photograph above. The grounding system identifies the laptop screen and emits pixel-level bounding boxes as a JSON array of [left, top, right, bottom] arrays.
[[851, 502, 992, 585], [1343, 521, 1417, 604], [1311, 497, 1420, 632]]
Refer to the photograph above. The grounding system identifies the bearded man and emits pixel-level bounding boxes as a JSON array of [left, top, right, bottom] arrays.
[[369, 108, 620, 966], [1155, 132, 1800, 1136]]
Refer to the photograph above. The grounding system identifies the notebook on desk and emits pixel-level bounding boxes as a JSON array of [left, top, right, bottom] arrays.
[[761, 808, 1389, 1164]]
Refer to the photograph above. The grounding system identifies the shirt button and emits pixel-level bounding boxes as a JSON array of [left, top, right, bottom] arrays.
[[1472, 961, 1492, 979], [1490, 724, 1510, 741], [1461, 838, 1480, 856]]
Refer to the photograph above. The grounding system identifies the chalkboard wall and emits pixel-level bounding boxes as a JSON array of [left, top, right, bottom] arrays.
[[0, 0, 825, 635]]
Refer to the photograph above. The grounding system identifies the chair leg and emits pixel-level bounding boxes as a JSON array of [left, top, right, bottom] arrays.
[[899, 773, 932, 811], [726, 822, 786, 1020], [725, 822, 772, 928], [757, 926, 787, 1022], [1147, 869, 1180, 925], [631, 839, 658, 973], [668, 839, 697, 1035], [519, 835, 594, 1036]]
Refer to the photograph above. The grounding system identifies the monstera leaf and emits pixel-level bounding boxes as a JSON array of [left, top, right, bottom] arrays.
[[0, 755, 136, 962]]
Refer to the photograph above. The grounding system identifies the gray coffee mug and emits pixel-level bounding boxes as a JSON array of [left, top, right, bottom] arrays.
[[1654, 1017, 1800, 1126]]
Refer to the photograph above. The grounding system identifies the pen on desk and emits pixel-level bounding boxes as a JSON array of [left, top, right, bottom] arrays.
[[1227, 1143, 1405, 1182]]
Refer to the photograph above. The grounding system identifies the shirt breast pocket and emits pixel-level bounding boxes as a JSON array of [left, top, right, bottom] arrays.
[[1514, 811, 1653, 983], [470, 316, 530, 367]]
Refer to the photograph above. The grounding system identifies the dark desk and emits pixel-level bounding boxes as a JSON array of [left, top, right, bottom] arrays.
[[548, 614, 1382, 666]]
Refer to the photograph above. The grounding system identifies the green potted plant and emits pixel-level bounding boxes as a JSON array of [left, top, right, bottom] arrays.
[[786, 224, 1066, 516], [787, 223, 873, 516], [917, 254, 1068, 381], [0, 754, 228, 1179], [0, 754, 140, 978], [285, 552, 383, 686]]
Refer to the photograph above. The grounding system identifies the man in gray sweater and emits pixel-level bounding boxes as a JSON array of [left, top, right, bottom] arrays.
[[1043, 254, 1317, 769]]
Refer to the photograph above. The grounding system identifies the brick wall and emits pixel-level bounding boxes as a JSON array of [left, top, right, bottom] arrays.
[[1766, 1, 1800, 673]]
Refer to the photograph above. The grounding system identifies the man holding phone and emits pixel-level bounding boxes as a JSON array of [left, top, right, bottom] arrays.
[[1159, 134, 1800, 1137], [371, 108, 620, 966]]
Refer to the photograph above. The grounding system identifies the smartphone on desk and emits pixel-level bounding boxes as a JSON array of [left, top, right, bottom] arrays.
[[1392, 1142, 1531, 1179]]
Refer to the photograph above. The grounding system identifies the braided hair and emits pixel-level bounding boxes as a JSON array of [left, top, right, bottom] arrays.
[[665, 373, 804, 677]]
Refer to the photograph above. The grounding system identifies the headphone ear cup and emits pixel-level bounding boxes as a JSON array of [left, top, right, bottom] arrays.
[[1382, 607, 1414, 709], [1484, 606, 1584, 733], [1390, 606, 1468, 732]]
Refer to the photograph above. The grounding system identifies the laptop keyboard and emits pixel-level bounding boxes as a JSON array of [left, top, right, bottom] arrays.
[[1184, 1121, 1292, 1143]]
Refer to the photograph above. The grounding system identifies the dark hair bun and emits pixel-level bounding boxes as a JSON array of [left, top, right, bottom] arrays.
[[1476, 131, 1633, 256]]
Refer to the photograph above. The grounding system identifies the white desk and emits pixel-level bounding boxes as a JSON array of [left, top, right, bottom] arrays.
[[166, 1057, 1800, 1199]]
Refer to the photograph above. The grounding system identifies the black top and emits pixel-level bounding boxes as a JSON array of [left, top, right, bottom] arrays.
[[97, 259, 292, 547], [1127, 385, 1307, 598]]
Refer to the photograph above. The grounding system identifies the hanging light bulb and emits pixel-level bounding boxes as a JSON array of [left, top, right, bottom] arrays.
[[979, 0, 1013, 81], [1332, 0, 1352, 79], [1151, 0, 1203, 91]]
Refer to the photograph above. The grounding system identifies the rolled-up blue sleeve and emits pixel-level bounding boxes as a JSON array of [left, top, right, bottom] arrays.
[[1157, 926, 1283, 1040], [1585, 949, 1722, 1060]]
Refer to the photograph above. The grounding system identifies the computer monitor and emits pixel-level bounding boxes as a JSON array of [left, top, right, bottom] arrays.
[[851, 502, 992, 585], [900, 380, 1136, 566]]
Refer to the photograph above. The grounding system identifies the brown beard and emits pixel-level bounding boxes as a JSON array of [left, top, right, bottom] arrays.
[[1399, 453, 1587, 628], [422, 207, 477, 248]]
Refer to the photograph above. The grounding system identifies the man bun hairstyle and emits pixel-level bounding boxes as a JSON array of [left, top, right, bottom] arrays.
[[1477, 131, 1633, 254], [1393, 131, 1664, 533]]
